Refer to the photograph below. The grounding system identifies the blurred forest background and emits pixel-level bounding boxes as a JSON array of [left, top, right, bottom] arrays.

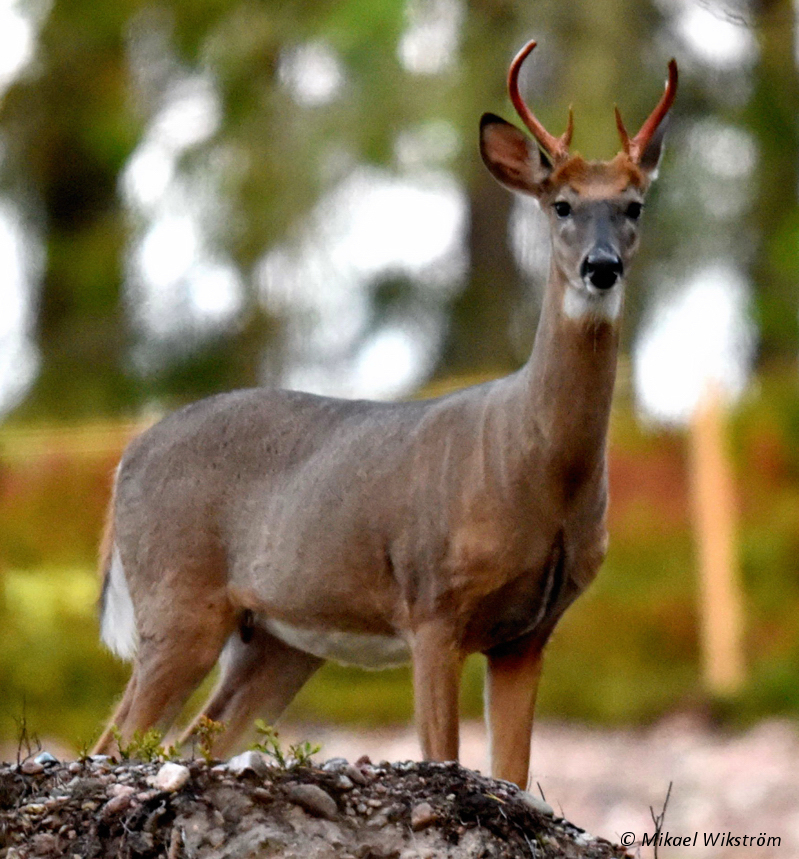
[[1, 0, 799, 754]]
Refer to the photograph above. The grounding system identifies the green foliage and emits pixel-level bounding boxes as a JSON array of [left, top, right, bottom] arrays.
[[0, 424, 120, 569], [251, 720, 320, 769], [191, 716, 227, 763], [110, 726, 179, 763]]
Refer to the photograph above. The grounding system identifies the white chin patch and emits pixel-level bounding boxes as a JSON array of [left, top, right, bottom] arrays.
[[562, 281, 623, 322]]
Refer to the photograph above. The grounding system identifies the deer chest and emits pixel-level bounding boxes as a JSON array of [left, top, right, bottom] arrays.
[[461, 528, 585, 654]]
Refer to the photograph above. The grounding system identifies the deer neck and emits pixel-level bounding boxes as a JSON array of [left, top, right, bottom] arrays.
[[518, 260, 621, 477]]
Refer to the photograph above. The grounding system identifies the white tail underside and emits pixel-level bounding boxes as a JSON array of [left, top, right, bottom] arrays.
[[100, 545, 139, 661]]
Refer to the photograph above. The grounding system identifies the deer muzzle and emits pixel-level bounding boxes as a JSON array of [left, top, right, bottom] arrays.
[[581, 246, 623, 291]]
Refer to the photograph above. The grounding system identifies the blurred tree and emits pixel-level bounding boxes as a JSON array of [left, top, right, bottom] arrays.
[[0, 1, 144, 419], [748, 0, 799, 370], [436, 0, 526, 375], [2, 0, 415, 415], [5, 0, 794, 418]]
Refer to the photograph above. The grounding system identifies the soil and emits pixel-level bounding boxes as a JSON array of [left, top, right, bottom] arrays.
[[0, 754, 630, 859]]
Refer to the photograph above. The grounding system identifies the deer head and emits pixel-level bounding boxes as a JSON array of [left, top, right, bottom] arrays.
[[480, 40, 677, 318]]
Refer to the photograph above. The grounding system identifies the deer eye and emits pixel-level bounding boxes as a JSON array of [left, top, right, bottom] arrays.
[[553, 201, 572, 218], [625, 202, 643, 220]]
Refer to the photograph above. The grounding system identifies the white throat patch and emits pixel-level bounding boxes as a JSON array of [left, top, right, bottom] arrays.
[[562, 281, 623, 323]]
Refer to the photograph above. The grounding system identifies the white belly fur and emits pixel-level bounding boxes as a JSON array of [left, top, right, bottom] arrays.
[[263, 618, 410, 669]]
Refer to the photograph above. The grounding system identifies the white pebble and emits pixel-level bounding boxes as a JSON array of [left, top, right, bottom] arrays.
[[226, 750, 269, 777], [148, 762, 190, 793]]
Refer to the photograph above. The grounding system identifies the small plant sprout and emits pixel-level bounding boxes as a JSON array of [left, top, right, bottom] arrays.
[[250, 720, 320, 769], [192, 716, 227, 762], [109, 726, 178, 762]]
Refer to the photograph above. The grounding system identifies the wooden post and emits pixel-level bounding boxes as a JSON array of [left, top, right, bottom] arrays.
[[688, 382, 746, 695]]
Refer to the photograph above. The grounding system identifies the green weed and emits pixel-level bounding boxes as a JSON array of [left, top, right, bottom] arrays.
[[109, 726, 178, 762], [251, 720, 320, 769]]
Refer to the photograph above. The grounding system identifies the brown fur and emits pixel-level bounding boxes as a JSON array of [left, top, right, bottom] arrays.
[[550, 153, 648, 195], [97, 473, 117, 613]]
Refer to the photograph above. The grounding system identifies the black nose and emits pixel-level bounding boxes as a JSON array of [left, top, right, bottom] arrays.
[[581, 248, 623, 290]]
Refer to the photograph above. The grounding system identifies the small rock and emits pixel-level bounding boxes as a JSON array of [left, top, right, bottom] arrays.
[[285, 783, 338, 820], [322, 757, 349, 772], [20, 759, 44, 775], [67, 762, 82, 774], [109, 783, 136, 798], [207, 829, 226, 848], [335, 774, 354, 790], [343, 764, 369, 785], [104, 792, 134, 815], [20, 802, 46, 815], [90, 754, 112, 764], [30, 834, 59, 855], [519, 790, 554, 817], [148, 762, 190, 793], [411, 801, 437, 831], [226, 750, 269, 778], [367, 812, 389, 829]]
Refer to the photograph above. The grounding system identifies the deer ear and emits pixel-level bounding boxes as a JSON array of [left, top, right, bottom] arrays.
[[638, 113, 670, 180], [480, 113, 551, 194]]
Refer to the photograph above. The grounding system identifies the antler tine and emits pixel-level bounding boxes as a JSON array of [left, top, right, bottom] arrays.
[[507, 40, 572, 161], [617, 58, 678, 162]]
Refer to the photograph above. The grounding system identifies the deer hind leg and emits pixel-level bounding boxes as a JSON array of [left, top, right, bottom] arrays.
[[94, 594, 235, 756], [93, 671, 140, 755], [179, 621, 324, 758], [484, 631, 545, 788]]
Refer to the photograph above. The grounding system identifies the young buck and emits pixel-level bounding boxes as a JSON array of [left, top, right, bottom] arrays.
[[95, 41, 677, 788]]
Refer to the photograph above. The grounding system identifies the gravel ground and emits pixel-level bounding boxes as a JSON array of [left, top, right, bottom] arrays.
[[281, 716, 799, 858], [0, 755, 624, 858]]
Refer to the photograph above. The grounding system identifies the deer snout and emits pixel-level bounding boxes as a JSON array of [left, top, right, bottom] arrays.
[[581, 247, 623, 290]]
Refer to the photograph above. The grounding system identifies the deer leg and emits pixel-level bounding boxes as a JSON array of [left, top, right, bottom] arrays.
[[93, 671, 140, 755], [484, 632, 545, 788], [94, 606, 234, 756], [179, 623, 323, 758], [411, 622, 462, 762]]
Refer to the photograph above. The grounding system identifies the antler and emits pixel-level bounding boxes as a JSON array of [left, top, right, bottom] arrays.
[[615, 59, 678, 163], [507, 40, 573, 162]]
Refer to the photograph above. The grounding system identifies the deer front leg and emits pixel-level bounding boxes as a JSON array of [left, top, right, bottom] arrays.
[[484, 632, 545, 788], [410, 622, 463, 762]]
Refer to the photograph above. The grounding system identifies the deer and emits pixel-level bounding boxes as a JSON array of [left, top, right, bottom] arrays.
[[94, 40, 677, 789]]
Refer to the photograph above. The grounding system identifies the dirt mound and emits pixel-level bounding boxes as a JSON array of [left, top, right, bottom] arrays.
[[0, 753, 628, 858]]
